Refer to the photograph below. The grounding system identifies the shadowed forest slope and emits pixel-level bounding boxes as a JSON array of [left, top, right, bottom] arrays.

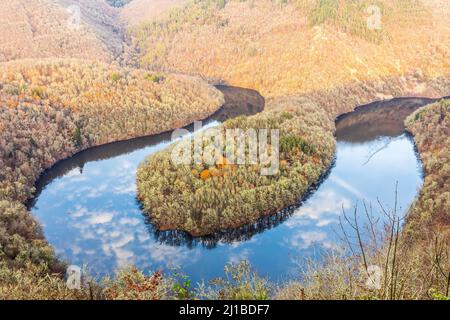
[[0, 0, 124, 63], [57, 0, 126, 58]]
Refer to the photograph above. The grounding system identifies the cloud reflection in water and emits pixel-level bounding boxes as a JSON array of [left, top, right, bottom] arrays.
[[31, 98, 426, 283]]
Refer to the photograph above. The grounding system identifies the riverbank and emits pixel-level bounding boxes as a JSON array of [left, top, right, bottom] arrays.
[[137, 75, 449, 236], [28, 94, 428, 284], [0, 59, 224, 274], [1, 76, 448, 299], [405, 99, 450, 237], [277, 98, 449, 300]]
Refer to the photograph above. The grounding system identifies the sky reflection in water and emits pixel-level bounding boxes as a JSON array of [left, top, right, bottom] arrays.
[[31, 97, 428, 283]]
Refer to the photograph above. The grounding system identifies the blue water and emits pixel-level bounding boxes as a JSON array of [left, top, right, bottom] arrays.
[[31, 97, 426, 284]]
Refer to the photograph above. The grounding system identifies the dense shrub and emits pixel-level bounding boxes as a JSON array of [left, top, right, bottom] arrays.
[[0, 262, 172, 300], [198, 261, 270, 300]]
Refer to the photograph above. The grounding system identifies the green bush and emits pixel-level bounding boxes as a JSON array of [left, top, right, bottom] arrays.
[[200, 261, 270, 300], [110, 72, 121, 82], [72, 127, 83, 148], [280, 135, 316, 155], [145, 73, 165, 83]]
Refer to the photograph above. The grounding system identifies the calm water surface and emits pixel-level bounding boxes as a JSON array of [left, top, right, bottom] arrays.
[[31, 91, 433, 283]]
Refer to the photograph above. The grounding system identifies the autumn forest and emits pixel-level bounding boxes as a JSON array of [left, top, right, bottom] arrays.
[[0, 0, 449, 301]]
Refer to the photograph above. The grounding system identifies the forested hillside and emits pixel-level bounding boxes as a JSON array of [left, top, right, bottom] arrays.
[[58, 0, 126, 58], [405, 100, 450, 234], [120, 0, 187, 26], [0, 0, 229, 299], [0, 0, 448, 300], [0, 59, 223, 286], [0, 0, 123, 63], [129, 0, 450, 98]]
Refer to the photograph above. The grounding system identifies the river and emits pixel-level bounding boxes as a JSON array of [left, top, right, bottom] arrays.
[[30, 87, 432, 283]]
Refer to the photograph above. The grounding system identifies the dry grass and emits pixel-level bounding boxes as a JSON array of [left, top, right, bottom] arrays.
[[276, 231, 449, 300], [0, 262, 174, 300], [277, 194, 449, 299]]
